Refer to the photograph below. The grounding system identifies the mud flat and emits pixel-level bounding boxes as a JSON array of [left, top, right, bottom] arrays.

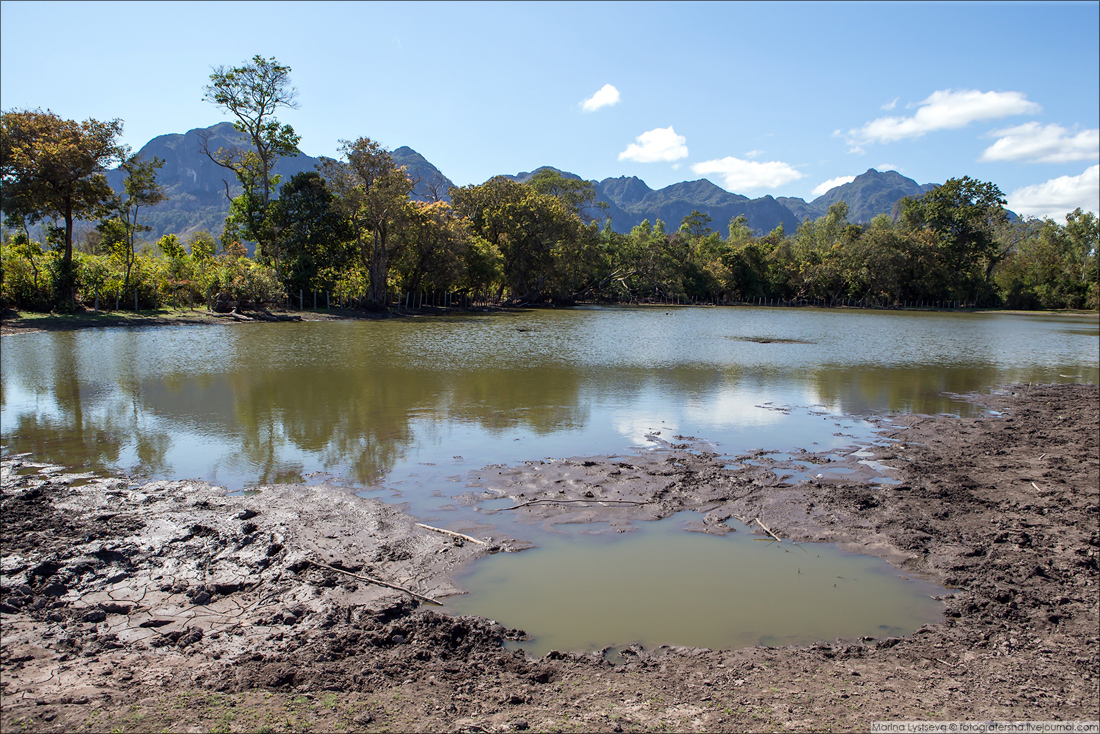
[[2, 383, 1097, 732]]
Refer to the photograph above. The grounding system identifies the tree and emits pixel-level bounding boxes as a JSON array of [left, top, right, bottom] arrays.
[[201, 55, 300, 265], [321, 138, 414, 308], [900, 176, 1009, 296], [1064, 208, 1099, 285], [1, 109, 125, 302], [394, 200, 470, 297], [106, 153, 167, 299], [271, 171, 353, 296], [679, 210, 712, 239], [451, 176, 586, 303], [524, 169, 607, 224]]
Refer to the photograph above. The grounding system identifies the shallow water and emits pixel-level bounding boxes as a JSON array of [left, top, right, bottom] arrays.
[[446, 512, 947, 657]]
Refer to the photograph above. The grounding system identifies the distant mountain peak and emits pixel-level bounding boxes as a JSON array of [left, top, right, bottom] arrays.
[[96, 123, 945, 242]]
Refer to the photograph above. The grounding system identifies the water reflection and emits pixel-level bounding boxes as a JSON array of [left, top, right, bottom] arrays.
[[2, 308, 1096, 488]]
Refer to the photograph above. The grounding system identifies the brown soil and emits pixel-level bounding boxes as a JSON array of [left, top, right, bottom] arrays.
[[2, 383, 1097, 732]]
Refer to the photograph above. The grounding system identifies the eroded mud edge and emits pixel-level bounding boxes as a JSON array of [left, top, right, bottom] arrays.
[[2, 383, 1097, 732]]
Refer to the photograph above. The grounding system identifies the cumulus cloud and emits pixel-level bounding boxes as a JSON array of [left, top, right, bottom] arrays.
[[1007, 165, 1100, 219], [691, 156, 803, 192], [849, 89, 1041, 145], [811, 175, 856, 197], [980, 122, 1100, 163], [618, 126, 688, 163], [581, 83, 621, 112]]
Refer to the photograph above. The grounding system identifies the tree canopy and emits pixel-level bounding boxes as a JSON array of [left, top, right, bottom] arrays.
[[1, 108, 126, 301], [201, 55, 300, 267]]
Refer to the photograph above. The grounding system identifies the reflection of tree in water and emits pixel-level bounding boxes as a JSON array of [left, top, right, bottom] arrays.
[[2, 330, 171, 478], [224, 364, 590, 484], [444, 367, 586, 435], [227, 366, 423, 485], [2, 412, 124, 473], [809, 365, 1009, 416]]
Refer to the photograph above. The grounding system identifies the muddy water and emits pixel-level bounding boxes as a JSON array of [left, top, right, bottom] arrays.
[[2, 308, 1095, 490], [445, 512, 947, 657]]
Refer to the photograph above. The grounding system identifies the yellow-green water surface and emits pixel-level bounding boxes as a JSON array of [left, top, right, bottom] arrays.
[[446, 512, 947, 656]]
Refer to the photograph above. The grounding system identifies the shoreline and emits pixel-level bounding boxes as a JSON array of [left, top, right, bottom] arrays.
[[3, 303, 1096, 339], [2, 383, 1098, 732]]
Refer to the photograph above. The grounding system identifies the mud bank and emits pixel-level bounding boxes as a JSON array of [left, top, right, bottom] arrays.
[[2, 383, 1097, 732]]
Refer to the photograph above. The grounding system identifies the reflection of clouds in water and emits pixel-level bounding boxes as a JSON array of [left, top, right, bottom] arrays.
[[684, 387, 824, 429], [614, 414, 679, 446]]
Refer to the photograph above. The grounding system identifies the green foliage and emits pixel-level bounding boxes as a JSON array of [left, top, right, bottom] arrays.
[[452, 176, 593, 302], [524, 169, 607, 224], [202, 55, 300, 265], [1, 108, 126, 304], [271, 171, 353, 295], [321, 137, 414, 307]]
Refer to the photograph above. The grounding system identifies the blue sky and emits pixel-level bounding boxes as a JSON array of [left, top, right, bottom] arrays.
[[2, 1, 1098, 219]]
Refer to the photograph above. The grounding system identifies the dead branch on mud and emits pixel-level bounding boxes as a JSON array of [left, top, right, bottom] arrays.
[[415, 523, 487, 545], [755, 517, 783, 542], [499, 498, 651, 511], [307, 560, 442, 606]]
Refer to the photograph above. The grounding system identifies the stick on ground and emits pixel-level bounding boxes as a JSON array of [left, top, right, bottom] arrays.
[[755, 517, 783, 542], [415, 522, 487, 545], [308, 560, 442, 606]]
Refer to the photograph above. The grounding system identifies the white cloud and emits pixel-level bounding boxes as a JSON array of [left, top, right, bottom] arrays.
[[691, 156, 803, 192], [811, 175, 856, 197], [849, 89, 1041, 145], [980, 122, 1100, 163], [881, 96, 899, 111], [744, 149, 765, 159], [877, 163, 900, 172], [1007, 165, 1100, 219], [581, 83, 620, 112], [618, 126, 688, 163]]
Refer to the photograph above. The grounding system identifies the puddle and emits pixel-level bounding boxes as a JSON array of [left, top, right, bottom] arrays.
[[445, 512, 945, 657]]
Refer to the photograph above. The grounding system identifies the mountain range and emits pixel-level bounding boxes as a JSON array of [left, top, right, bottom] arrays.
[[105, 122, 941, 243]]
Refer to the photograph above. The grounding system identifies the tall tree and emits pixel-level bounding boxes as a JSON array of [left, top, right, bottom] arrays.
[[321, 138, 414, 308], [271, 171, 353, 296], [1064, 208, 1099, 285], [104, 153, 167, 298], [524, 169, 607, 224], [452, 176, 585, 303], [1, 109, 125, 301], [201, 55, 300, 264], [394, 200, 470, 297], [900, 176, 1009, 294]]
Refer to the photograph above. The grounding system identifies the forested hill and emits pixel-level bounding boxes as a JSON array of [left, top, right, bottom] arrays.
[[107, 123, 939, 241]]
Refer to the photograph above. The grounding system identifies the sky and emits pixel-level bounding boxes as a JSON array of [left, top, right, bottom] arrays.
[[2, 0, 1098, 220]]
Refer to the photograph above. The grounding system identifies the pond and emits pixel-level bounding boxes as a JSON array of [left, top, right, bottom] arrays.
[[446, 512, 947, 657], [3, 306, 1097, 652]]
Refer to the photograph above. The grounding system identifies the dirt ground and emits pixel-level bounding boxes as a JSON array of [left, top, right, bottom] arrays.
[[1, 382, 1097, 733]]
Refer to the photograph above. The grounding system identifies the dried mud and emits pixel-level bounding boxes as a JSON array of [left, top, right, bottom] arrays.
[[2, 383, 1098, 732]]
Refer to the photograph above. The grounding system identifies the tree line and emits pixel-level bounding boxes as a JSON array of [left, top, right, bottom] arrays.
[[2, 56, 1097, 314]]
